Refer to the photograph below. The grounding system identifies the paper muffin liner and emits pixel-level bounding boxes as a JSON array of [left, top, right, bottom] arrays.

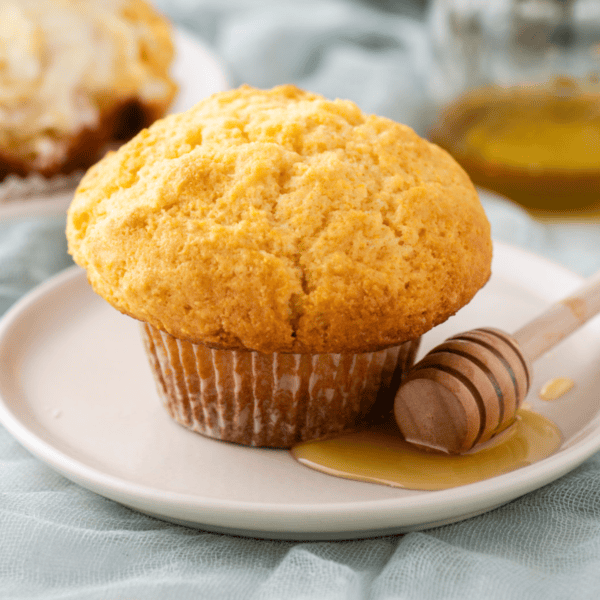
[[141, 323, 420, 448]]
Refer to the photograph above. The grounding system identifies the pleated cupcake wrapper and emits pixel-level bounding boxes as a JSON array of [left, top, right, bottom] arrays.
[[141, 323, 420, 448]]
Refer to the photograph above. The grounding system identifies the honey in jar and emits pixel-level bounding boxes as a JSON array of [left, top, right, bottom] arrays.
[[427, 0, 600, 212], [428, 78, 600, 211]]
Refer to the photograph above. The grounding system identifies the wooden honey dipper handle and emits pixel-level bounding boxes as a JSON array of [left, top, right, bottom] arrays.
[[513, 268, 600, 360], [394, 269, 600, 455]]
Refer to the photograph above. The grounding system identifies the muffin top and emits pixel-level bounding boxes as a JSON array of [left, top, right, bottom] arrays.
[[67, 84, 492, 353], [0, 0, 176, 173]]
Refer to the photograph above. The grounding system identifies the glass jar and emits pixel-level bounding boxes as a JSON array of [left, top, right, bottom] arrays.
[[427, 0, 600, 212]]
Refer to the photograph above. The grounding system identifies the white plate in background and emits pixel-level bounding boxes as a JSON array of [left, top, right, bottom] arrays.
[[170, 27, 230, 114], [1, 241, 600, 540]]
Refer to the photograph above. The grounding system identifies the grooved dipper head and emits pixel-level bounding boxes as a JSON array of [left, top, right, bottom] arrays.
[[394, 328, 531, 454]]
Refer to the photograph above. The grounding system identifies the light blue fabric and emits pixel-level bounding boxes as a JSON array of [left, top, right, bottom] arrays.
[[481, 192, 600, 278], [1, 1, 600, 598], [0, 216, 72, 315], [155, 0, 433, 134]]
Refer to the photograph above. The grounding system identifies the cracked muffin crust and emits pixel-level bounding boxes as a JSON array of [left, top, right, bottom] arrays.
[[67, 84, 492, 355]]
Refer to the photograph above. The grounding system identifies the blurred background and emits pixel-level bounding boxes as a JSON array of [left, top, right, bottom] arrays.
[[153, 0, 600, 217]]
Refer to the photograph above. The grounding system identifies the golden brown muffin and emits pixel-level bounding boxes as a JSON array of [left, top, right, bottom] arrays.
[[0, 0, 177, 182], [68, 84, 491, 353], [67, 84, 492, 447]]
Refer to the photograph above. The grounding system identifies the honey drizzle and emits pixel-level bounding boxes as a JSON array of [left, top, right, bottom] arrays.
[[290, 408, 562, 491], [539, 377, 575, 401]]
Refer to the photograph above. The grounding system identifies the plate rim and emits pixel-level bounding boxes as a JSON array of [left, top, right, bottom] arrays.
[[1, 241, 599, 537]]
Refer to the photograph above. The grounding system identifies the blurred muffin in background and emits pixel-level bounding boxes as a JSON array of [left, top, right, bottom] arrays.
[[0, 0, 178, 183]]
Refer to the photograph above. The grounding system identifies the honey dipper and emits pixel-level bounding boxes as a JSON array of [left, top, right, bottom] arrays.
[[394, 269, 600, 454]]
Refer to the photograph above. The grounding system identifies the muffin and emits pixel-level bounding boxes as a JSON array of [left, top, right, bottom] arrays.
[[66, 84, 492, 447], [0, 0, 177, 183]]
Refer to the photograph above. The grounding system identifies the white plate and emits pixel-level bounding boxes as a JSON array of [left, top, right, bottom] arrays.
[[1, 241, 600, 540], [0, 27, 230, 220], [169, 27, 230, 115]]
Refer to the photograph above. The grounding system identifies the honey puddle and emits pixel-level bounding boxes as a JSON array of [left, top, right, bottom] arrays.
[[291, 408, 562, 491]]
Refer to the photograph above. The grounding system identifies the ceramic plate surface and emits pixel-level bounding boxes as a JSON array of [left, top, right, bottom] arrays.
[[0, 27, 229, 220], [1, 241, 600, 540], [169, 27, 230, 115]]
